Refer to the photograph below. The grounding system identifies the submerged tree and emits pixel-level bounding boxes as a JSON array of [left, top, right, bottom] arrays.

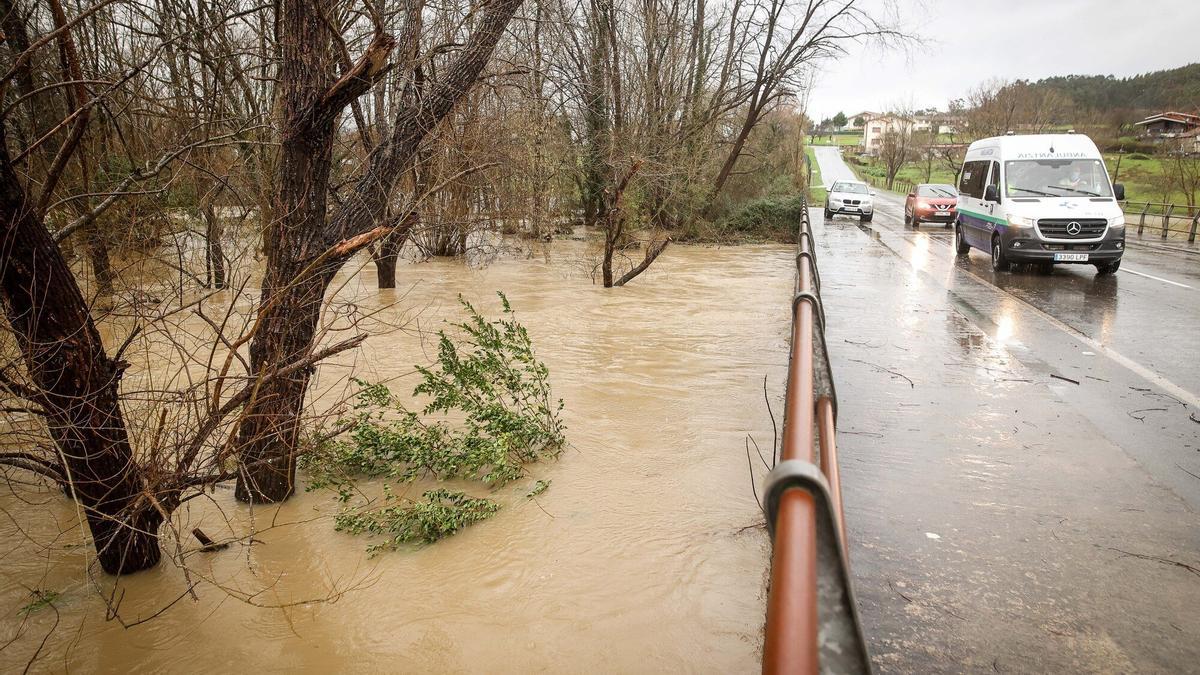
[[0, 0, 525, 573], [233, 0, 525, 502]]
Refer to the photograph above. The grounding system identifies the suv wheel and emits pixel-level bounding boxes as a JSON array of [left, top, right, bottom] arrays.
[[955, 225, 970, 255]]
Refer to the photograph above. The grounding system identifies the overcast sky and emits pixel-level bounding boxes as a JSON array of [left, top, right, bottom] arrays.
[[806, 0, 1200, 121]]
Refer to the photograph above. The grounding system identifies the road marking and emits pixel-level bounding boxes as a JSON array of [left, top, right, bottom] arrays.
[[848, 210, 1200, 410], [963, 273, 1200, 409], [1120, 267, 1193, 289], [815, 151, 1200, 409]]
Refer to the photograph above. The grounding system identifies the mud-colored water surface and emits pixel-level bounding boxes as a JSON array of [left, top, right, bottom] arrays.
[[0, 240, 795, 672]]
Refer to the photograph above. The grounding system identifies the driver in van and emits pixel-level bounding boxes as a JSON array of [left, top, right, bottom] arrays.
[[1062, 165, 1089, 190]]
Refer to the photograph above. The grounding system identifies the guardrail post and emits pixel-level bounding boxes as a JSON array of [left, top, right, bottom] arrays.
[[1190, 207, 1199, 244], [1138, 203, 1150, 236], [1162, 204, 1174, 239]]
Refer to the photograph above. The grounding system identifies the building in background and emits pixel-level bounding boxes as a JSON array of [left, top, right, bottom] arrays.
[[1134, 112, 1200, 139]]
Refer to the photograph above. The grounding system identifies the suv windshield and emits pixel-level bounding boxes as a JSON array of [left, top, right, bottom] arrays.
[[833, 182, 869, 195], [1005, 159, 1112, 198]]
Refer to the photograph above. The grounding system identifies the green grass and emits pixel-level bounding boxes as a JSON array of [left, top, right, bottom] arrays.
[[804, 146, 826, 204], [849, 156, 957, 193], [809, 132, 862, 147], [1104, 153, 1194, 206]]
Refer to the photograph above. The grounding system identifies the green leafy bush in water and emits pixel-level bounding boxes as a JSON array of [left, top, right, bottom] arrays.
[[303, 293, 564, 552], [335, 488, 501, 552]]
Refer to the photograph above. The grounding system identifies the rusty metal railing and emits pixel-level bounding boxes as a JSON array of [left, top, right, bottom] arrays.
[[761, 200, 871, 674]]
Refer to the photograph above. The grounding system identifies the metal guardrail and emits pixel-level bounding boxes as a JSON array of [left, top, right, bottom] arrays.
[[761, 200, 871, 674]]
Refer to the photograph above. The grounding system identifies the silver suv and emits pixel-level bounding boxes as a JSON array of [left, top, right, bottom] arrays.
[[824, 180, 875, 222]]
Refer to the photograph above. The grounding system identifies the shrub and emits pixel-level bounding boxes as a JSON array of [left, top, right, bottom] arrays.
[[335, 488, 501, 553], [303, 293, 565, 550], [713, 194, 808, 243]]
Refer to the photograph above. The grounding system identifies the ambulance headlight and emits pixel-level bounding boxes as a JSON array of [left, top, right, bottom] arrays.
[[1007, 215, 1035, 228]]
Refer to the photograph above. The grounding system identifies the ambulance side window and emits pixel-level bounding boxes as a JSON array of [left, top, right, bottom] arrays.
[[988, 161, 1001, 196], [959, 161, 987, 199]]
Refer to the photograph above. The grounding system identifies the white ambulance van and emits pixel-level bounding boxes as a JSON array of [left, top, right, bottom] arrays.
[[954, 133, 1126, 274]]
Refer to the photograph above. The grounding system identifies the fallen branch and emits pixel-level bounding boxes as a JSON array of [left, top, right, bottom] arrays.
[[613, 237, 671, 287], [1127, 407, 1167, 422], [191, 528, 230, 552], [1049, 373, 1079, 385], [849, 359, 914, 388], [1177, 464, 1200, 482], [1104, 547, 1200, 579]]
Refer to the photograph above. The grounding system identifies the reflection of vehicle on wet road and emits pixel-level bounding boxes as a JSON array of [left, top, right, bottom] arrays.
[[824, 179, 875, 222], [903, 183, 958, 228], [954, 133, 1126, 275]]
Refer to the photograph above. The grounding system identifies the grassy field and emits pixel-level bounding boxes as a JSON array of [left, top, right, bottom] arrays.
[[1104, 153, 1193, 206], [849, 151, 1194, 206], [809, 132, 862, 147], [849, 154, 957, 193], [804, 146, 826, 203]]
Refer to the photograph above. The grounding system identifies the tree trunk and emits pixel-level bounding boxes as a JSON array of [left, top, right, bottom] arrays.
[[613, 238, 670, 287], [374, 235, 400, 289], [233, 0, 345, 503], [234, 268, 330, 502], [86, 225, 114, 296], [374, 211, 417, 288], [235, 0, 523, 500], [710, 105, 761, 204], [204, 204, 227, 290], [0, 132, 162, 575], [601, 230, 615, 287]]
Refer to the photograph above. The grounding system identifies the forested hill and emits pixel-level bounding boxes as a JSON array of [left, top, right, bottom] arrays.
[[1030, 63, 1200, 112]]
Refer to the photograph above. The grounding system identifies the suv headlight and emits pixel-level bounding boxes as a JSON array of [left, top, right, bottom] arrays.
[[1008, 215, 1034, 228]]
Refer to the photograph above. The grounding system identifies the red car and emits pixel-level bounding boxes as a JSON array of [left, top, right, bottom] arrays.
[[904, 184, 958, 227]]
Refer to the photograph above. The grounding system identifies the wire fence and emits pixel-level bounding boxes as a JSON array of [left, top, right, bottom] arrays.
[[1121, 201, 1200, 242]]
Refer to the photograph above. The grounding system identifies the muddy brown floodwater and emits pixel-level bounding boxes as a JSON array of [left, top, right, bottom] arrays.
[[0, 239, 796, 673]]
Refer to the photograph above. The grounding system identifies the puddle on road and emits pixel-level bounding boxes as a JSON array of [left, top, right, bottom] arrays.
[[0, 239, 793, 672]]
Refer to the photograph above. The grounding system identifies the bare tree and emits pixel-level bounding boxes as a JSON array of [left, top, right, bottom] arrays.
[[878, 108, 914, 190], [708, 0, 900, 205], [963, 79, 1072, 138], [233, 0, 524, 502]]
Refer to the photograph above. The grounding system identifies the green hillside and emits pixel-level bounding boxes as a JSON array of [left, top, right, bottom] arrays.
[[1030, 63, 1200, 112]]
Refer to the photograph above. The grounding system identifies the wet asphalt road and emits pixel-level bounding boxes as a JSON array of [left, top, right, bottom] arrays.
[[812, 146, 1200, 672]]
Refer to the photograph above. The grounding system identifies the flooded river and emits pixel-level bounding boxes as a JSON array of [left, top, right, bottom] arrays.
[[0, 239, 796, 672]]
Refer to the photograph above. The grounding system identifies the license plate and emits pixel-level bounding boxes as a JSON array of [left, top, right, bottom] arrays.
[[1053, 253, 1089, 262], [844, 206, 859, 212]]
